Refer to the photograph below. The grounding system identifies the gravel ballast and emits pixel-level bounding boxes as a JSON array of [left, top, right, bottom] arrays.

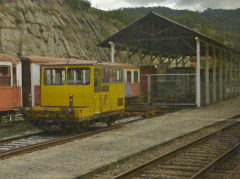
[[0, 97, 240, 179]]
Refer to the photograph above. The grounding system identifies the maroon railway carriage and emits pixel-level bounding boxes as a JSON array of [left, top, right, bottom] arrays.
[[0, 54, 22, 122]]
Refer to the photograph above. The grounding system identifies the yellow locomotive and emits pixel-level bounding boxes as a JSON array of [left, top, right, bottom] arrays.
[[24, 60, 139, 131]]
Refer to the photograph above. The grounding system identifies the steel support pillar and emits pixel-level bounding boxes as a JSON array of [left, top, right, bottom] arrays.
[[195, 37, 201, 107], [147, 75, 151, 105], [212, 47, 217, 102], [205, 43, 210, 105], [218, 49, 223, 101], [109, 41, 115, 63], [224, 51, 228, 99]]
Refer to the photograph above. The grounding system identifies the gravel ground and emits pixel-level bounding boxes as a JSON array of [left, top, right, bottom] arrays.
[[81, 119, 239, 178], [0, 97, 240, 179]]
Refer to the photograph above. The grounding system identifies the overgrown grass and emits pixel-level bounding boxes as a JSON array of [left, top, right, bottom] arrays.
[[0, 121, 38, 139]]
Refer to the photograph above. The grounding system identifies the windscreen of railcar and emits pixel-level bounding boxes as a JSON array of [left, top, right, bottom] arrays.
[[44, 68, 66, 85], [67, 68, 90, 85]]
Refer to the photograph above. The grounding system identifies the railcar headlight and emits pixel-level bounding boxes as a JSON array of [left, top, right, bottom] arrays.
[[69, 94, 73, 107]]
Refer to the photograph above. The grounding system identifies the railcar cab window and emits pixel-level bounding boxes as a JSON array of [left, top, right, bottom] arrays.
[[102, 68, 123, 84], [67, 68, 90, 85], [44, 68, 66, 85], [94, 69, 101, 92], [116, 69, 123, 83], [0, 66, 11, 86], [127, 71, 131, 83], [134, 71, 139, 83], [102, 68, 110, 83]]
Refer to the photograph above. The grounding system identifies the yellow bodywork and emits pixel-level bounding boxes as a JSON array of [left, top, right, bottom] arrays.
[[31, 65, 125, 122]]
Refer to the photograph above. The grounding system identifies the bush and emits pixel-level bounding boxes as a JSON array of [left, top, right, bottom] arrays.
[[64, 0, 91, 11]]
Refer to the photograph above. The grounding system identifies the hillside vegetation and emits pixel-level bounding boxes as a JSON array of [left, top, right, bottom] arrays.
[[97, 6, 240, 51], [0, 0, 239, 61]]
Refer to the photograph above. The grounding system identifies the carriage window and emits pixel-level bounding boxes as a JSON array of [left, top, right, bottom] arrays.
[[44, 68, 66, 85], [94, 69, 101, 92], [116, 69, 123, 83], [111, 69, 117, 83], [134, 71, 139, 83], [0, 66, 11, 86], [127, 71, 131, 83], [68, 68, 90, 85], [102, 68, 110, 84]]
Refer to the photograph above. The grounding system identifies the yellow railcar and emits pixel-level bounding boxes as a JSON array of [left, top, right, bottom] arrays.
[[24, 61, 136, 131]]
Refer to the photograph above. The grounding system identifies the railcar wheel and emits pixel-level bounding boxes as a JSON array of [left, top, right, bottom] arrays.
[[107, 119, 115, 127]]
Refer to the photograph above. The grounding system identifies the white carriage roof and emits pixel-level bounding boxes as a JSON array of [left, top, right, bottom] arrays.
[[0, 53, 20, 62]]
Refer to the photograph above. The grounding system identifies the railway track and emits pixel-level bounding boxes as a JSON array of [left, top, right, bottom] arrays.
[[111, 120, 240, 179], [198, 145, 240, 178], [0, 115, 143, 160]]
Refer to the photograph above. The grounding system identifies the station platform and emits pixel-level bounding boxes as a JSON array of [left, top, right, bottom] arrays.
[[1, 97, 240, 179]]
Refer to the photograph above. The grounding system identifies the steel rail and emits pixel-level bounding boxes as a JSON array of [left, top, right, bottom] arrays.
[[191, 142, 240, 179], [113, 120, 240, 179], [0, 132, 42, 145], [0, 116, 144, 160]]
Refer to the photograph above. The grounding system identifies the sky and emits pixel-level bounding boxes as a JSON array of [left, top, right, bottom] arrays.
[[89, 0, 240, 11]]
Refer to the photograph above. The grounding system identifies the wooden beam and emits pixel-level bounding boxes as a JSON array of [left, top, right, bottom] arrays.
[[121, 36, 193, 43], [139, 26, 173, 37], [181, 39, 195, 53]]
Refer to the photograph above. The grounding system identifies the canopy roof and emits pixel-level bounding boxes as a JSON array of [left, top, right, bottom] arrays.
[[100, 12, 240, 57]]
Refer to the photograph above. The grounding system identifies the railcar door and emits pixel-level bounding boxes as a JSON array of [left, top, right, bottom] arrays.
[[101, 68, 111, 113], [94, 68, 111, 114], [94, 68, 101, 114]]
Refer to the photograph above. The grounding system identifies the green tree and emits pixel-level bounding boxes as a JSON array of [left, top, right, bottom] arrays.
[[64, 0, 91, 11]]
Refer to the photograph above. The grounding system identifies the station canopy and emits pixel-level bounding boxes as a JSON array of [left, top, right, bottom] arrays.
[[99, 12, 240, 57]]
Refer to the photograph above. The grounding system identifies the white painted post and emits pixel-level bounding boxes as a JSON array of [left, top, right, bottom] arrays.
[[205, 43, 210, 105], [10, 63, 13, 86], [219, 49, 223, 101], [17, 63, 23, 106], [147, 75, 151, 105], [224, 51, 228, 99], [109, 41, 115, 63], [212, 47, 217, 102], [195, 37, 201, 107]]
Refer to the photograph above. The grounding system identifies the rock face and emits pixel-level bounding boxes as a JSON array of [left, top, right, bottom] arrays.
[[0, 0, 118, 61]]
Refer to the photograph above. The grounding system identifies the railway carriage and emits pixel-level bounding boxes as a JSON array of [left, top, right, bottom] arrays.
[[20, 56, 81, 108], [24, 60, 139, 131], [0, 54, 22, 122]]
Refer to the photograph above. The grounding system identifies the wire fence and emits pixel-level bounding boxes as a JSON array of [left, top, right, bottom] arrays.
[[141, 73, 196, 105]]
